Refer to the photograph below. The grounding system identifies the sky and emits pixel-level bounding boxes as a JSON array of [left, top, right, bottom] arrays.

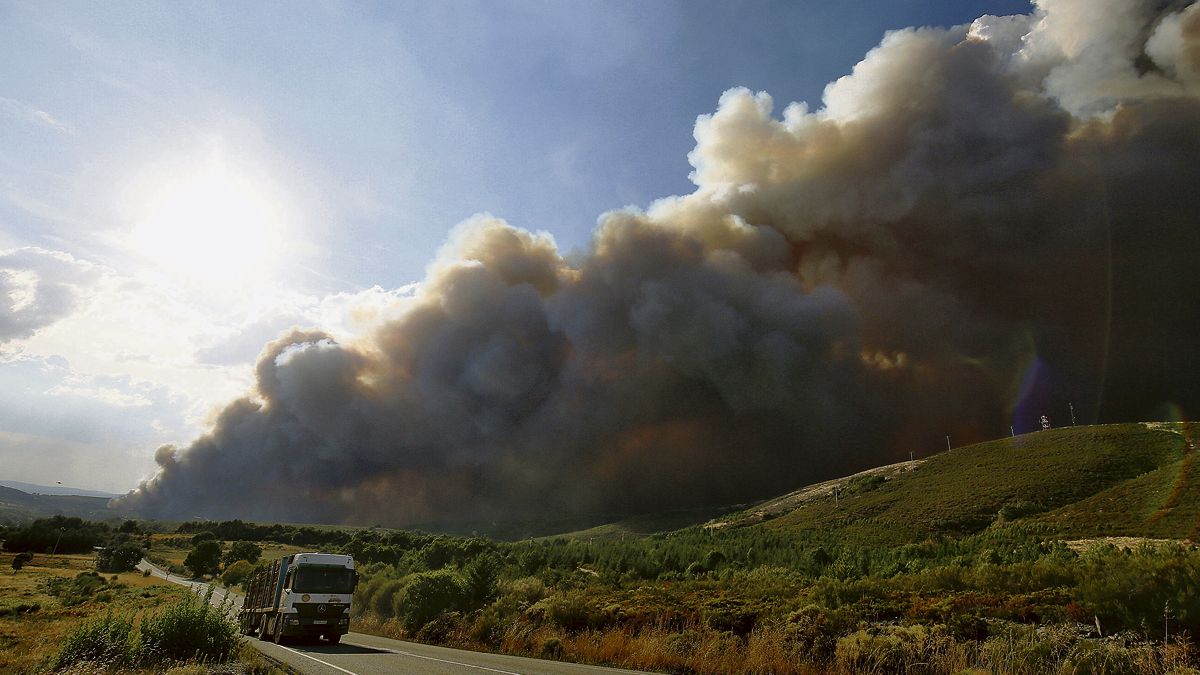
[[0, 0, 1100, 496]]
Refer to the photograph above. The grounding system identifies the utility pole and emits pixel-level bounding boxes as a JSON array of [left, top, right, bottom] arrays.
[[945, 435, 951, 452], [1069, 402, 1077, 426], [51, 527, 64, 555], [1010, 425, 1015, 437], [909, 450, 914, 462]]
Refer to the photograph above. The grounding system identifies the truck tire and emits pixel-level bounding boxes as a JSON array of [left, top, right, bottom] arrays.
[[328, 634, 341, 645], [272, 617, 285, 645]]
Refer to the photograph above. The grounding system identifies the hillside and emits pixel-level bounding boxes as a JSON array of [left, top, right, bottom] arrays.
[[701, 423, 1193, 546], [0, 479, 119, 498], [0, 485, 122, 525]]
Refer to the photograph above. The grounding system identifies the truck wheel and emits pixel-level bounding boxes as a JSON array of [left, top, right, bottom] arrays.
[[273, 617, 285, 645], [328, 634, 341, 645]]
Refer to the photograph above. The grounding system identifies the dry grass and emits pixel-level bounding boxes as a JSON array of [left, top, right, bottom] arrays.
[[350, 606, 1200, 675], [0, 552, 184, 674]]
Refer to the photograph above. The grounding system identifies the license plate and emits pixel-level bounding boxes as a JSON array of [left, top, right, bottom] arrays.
[[312, 620, 327, 624]]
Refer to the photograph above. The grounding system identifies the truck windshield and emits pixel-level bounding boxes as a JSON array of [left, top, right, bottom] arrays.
[[293, 566, 356, 594]]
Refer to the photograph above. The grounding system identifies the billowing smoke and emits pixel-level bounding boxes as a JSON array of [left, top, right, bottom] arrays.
[[120, 0, 1200, 526]]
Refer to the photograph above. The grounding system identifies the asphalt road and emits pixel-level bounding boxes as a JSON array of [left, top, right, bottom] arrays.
[[138, 560, 648, 675]]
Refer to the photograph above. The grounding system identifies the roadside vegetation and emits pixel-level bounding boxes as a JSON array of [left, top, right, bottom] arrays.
[[3, 423, 1197, 673], [336, 424, 1200, 673], [0, 551, 278, 674]]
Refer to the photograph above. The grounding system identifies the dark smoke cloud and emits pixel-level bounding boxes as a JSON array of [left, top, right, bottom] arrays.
[[120, 0, 1200, 526]]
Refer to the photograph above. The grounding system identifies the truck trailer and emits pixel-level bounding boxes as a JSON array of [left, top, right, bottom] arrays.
[[238, 552, 357, 644]]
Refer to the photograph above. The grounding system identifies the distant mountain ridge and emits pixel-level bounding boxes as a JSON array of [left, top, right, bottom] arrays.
[[0, 483, 123, 525], [0, 479, 119, 498]]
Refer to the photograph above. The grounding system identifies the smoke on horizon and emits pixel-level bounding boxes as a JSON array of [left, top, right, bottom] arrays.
[[119, 0, 1200, 526]]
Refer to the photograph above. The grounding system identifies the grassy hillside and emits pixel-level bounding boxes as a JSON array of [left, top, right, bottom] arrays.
[[1034, 425, 1200, 540], [712, 423, 1192, 546], [0, 485, 121, 525]]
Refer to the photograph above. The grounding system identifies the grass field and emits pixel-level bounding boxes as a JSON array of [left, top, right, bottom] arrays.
[[0, 552, 180, 673], [0, 552, 285, 674]]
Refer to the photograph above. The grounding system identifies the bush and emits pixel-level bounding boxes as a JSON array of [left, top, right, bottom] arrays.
[[979, 623, 1076, 674], [393, 569, 465, 633], [539, 590, 590, 631], [835, 624, 953, 673], [138, 590, 239, 665], [415, 611, 462, 644], [11, 551, 33, 571], [539, 637, 563, 659], [220, 559, 255, 587], [52, 611, 136, 670], [501, 576, 546, 607], [45, 571, 109, 606]]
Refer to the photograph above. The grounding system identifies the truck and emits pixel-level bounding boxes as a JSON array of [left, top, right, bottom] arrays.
[[238, 552, 358, 645]]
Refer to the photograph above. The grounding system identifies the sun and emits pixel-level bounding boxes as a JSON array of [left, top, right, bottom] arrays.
[[126, 150, 284, 288]]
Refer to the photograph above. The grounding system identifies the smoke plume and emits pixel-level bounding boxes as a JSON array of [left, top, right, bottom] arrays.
[[120, 0, 1200, 526]]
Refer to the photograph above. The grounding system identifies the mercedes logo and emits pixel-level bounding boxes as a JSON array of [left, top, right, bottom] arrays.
[[318, 604, 327, 613]]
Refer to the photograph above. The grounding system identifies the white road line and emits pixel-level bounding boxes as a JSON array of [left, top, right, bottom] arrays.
[[276, 644, 360, 675], [344, 641, 521, 675]]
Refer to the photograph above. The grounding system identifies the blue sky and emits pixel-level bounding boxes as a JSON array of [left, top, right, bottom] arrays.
[[0, 0, 1031, 491]]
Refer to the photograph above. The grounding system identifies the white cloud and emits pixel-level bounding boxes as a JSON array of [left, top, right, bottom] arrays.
[[0, 96, 76, 135], [0, 247, 100, 343]]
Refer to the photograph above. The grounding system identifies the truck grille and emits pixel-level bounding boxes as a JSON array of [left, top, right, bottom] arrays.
[[294, 603, 349, 618]]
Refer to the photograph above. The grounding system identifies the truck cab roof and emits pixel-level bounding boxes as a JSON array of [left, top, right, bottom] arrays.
[[290, 552, 355, 569]]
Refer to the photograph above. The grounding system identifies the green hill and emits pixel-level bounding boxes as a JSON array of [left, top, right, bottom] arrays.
[[701, 423, 1194, 546], [0, 485, 121, 525]]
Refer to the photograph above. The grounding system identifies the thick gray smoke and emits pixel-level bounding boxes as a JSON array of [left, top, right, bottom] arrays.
[[120, 0, 1200, 526]]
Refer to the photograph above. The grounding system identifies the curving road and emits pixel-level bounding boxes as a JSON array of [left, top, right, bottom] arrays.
[[138, 560, 648, 675]]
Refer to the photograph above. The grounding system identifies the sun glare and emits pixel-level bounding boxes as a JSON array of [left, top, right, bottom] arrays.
[[127, 152, 284, 288]]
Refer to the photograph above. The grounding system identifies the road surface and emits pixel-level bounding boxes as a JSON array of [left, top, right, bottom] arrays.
[[138, 560, 648, 675]]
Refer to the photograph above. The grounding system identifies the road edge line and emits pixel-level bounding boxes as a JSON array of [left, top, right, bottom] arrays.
[[342, 640, 520, 675]]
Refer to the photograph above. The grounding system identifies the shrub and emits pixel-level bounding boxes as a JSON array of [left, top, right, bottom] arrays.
[[540, 637, 563, 659], [11, 551, 33, 571], [52, 611, 136, 670], [501, 576, 545, 607], [835, 624, 953, 673], [1062, 639, 1141, 675], [137, 590, 239, 665], [393, 569, 465, 633], [219, 560, 254, 587], [979, 623, 1076, 674], [415, 611, 462, 644], [540, 590, 591, 631], [366, 578, 404, 619], [461, 554, 499, 610], [785, 605, 849, 661], [45, 571, 109, 605]]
